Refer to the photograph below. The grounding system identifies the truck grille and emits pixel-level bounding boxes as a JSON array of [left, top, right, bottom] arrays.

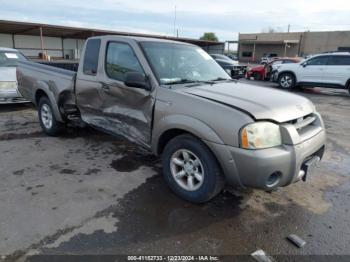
[[288, 113, 316, 131], [285, 113, 322, 141]]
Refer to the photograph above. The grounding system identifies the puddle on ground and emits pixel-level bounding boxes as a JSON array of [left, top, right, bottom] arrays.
[[110, 154, 159, 172]]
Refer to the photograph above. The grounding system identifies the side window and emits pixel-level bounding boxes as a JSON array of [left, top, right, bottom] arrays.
[[327, 56, 350, 66], [272, 61, 283, 65], [242, 51, 252, 57], [105, 42, 144, 82], [83, 39, 101, 75], [306, 56, 329, 66]]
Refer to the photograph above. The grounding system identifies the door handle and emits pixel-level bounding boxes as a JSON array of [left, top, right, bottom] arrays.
[[100, 82, 110, 91]]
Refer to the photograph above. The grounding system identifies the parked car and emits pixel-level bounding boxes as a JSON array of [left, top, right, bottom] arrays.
[[273, 52, 350, 93], [210, 54, 247, 79], [247, 58, 301, 81], [227, 54, 238, 61], [0, 47, 28, 103], [260, 53, 279, 64], [17, 36, 326, 203]]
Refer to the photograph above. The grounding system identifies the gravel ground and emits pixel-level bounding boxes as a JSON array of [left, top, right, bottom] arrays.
[[0, 81, 349, 261]]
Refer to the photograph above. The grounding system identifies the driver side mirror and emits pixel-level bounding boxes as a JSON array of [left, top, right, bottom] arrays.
[[124, 72, 151, 90], [301, 62, 308, 67]]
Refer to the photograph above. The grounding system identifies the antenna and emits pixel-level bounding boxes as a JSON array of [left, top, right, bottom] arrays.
[[173, 5, 177, 37]]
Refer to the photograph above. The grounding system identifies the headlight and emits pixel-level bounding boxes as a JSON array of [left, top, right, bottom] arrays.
[[240, 122, 282, 149]]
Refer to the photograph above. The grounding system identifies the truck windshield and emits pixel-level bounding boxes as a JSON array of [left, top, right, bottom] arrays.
[[0, 51, 28, 67], [140, 42, 230, 85]]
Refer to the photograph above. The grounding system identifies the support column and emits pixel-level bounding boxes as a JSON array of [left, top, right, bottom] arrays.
[[284, 42, 288, 57], [61, 37, 64, 59], [39, 26, 45, 59], [252, 43, 256, 62], [11, 34, 15, 48]]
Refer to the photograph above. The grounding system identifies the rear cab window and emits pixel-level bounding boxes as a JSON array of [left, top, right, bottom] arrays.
[[83, 39, 101, 75]]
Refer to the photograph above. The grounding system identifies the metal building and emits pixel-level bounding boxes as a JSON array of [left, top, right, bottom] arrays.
[[0, 20, 225, 60], [238, 31, 350, 62]]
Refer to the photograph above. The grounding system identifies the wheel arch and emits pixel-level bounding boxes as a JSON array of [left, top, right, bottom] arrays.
[[34, 84, 64, 123], [346, 78, 350, 89], [278, 70, 297, 82], [152, 115, 224, 156]]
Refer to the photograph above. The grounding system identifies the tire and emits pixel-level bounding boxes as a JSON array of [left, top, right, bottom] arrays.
[[278, 73, 296, 89], [38, 96, 64, 136], [161, 134, 224, 203], [252, 72, 262, 81]]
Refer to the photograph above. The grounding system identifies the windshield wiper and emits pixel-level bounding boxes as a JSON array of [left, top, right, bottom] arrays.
[[163, 79, 199, 85], [163, 79, 214, 85], [209, 77, 233, 82]]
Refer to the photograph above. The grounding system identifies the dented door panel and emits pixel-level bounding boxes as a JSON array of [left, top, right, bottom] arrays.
[[76, 37, 156, 148]]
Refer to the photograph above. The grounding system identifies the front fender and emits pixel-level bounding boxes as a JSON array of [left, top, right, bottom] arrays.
[[152, 114, 224, 154], [152, 114, 244, 187]]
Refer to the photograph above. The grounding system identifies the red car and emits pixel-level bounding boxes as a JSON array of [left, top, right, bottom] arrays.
[[246, 58, 301, 81]]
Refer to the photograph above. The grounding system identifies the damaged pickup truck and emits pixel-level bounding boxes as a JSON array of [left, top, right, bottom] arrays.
[[17, 36, 326, 203]]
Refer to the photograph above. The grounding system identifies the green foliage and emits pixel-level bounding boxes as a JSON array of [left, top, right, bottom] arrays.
[[199, 32, 219, 42]]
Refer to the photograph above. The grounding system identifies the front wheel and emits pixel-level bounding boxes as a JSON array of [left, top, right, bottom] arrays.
[[38, 96, 64, 136], [278, 73, 296, 89], [162, 134, 224, 203]]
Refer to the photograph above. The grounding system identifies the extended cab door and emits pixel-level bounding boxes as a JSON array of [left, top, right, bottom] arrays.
[[324, 55, 350, 87], [298, 56, 329, 84], [76, 37, 156, 148]]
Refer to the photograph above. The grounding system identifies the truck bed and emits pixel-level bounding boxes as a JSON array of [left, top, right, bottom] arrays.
[[17, 60, 77, 121]]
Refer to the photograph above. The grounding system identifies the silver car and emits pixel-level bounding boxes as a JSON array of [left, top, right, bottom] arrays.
[[0, 47, 28, 103]]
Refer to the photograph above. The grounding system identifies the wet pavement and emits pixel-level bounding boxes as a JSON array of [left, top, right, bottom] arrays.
[[0, 83, 349, 261]]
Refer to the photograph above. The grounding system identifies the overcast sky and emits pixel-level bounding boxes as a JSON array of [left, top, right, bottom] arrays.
[[1, 0, 350, 41]]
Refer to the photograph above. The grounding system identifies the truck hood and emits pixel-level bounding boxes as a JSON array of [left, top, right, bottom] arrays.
[[181, 81, 315, 123]]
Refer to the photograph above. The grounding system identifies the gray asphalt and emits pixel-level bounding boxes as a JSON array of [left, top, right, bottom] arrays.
[[0, 81, 349, 261]]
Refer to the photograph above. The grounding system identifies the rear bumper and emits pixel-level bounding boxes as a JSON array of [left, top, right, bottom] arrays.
[[206, 129, 326, 190], [224, 66, 247, 79], [0, 90, 28, 104]]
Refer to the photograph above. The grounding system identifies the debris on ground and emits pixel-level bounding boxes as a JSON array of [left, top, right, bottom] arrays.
[[251, 249, 275, 262], [287, 234, 306, 248]]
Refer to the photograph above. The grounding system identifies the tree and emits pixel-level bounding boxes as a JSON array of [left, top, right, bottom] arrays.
[[199, 32, 218, 42], [261, 26, 284, 33]]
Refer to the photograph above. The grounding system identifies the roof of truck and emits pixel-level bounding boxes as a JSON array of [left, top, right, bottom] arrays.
[[91, 35, 195, 46]]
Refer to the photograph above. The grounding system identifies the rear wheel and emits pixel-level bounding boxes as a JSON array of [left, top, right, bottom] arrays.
[[162, 134, 224, 203], [278, 73, 296, 89], [38, 96, 64, 136]]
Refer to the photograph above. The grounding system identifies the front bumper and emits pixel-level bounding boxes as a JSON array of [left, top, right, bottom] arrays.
[[271, 70, 279, 82], [206, 129, 326, 190]]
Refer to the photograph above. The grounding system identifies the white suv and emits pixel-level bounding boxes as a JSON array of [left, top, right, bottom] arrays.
[[274, 53, 350, 94]]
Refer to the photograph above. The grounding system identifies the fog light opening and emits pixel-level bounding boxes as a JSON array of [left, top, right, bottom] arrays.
[[266, 172, 282, 188]]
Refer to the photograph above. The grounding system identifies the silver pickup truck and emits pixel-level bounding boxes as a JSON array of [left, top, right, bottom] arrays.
[[17, 35, 326, 203]]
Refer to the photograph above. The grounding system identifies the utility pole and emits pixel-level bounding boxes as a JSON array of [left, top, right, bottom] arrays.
[[173, 5, 177, 37], [287, 24, 290, 33]]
